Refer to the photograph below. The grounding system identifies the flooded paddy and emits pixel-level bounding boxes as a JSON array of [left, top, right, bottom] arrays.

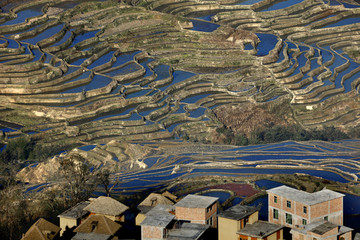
[[1, 2, 360, 231]]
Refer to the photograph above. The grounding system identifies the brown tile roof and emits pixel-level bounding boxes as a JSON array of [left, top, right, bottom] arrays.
[[162, 191, 177, 202], [84, 196, 129, 216], [74, 215, 121, 236], [21, 218, 60, 240], [139, 193, 175, 207]]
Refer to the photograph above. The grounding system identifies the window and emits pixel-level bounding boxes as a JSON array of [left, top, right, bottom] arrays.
[[287, 200, 291, 208], [207, 205, 212, 213], [302, 219, 307, 225], [303, 206, 307, 214], [207, 216, 213, 226], [286, 213, 292, 225], [274, 196, 278, 203], [273, 209, 279, 220], [324, 216, 328, 221]]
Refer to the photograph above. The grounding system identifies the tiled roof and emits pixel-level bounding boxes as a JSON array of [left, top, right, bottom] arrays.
[[291, 221, 353, 236], [58, 201, 90, 219], [139, 193, 175, 207], [21, 218, 61, 240], [237, 221, 283, 238], [310, 221, 338, 235], [72, 232, 112, 240], [74, 215, 121, 235], [167, 222, 210, 240], [84, 196, 129, 216]]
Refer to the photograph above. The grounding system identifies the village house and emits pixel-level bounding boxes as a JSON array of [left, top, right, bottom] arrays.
[[58, 201, 90, 236], [140, 204, 211, 240], [166, 222, 210, 240], [290, 220, 353, 240], [267, 186, 344, 228], [141, 204, 175, 240], [174, 194, 218, 228], [140, 194, 218, 239], [218, 204, 283, 240], [136, 192, 177, 226], [72, 214, 121, 240], [237, 220, 284, 240], [83, 196, 129, 222], [21, 218, 61, 240], [218, 205, 259, 240]]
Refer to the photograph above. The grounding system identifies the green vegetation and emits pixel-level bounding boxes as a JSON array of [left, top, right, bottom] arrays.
[[215, 124, 352, 146], [0, 136, 77, 170]]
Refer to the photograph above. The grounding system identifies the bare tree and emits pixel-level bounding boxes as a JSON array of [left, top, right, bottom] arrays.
[[96, 169, 119, 197], [0, 175, 29, 240], [59, 153, 96, 206]]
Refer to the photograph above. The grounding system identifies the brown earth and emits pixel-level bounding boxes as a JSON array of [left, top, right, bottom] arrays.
[[213, 103, 289, 137]]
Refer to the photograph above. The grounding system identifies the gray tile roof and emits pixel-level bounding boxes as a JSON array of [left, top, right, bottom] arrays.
[[237, 221, 283, 238], [84, 196, 129, 216], [354, 233, 360, 240], [167, 223, 210, 240], [290, 220, 353, 236], [58, 201, 90, 219], [310, 221, 338, 235], [72, 232, 112, 240], [175, 194, 218, 209], [339, 226, 353, 235], [140, 204, 175, 228], [267, 186, 344, 205], [218, 204, 259, 220], [137, 205, 153, 215]]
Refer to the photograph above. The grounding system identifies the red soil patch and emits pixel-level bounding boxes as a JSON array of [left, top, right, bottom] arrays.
[[208, 183, 259, 197]]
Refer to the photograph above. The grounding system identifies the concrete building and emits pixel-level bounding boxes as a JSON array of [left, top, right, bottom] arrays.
[[267, 186, 344, 228], [290, 220, 353, 240], [141, 204, 175, 240], [218, 205, 259, 240], [140, 204, 211, 240], [84, 196, 129, 222], [174, 194, 218, 228], [58, 201, 90, 236], [140, 194, 218, 239]]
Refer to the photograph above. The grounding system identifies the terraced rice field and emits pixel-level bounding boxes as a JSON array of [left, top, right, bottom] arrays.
[[0, 0, 359, 195], [21, 139, 356, 195], [0, 0, 359, 144]]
